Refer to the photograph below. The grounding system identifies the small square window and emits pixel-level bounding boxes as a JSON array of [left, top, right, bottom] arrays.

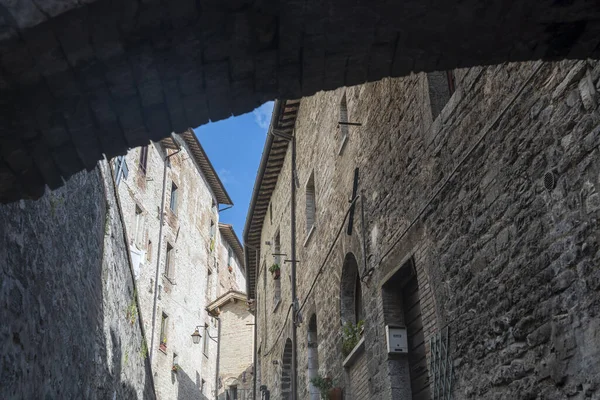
[[165, 243, 174, 277]]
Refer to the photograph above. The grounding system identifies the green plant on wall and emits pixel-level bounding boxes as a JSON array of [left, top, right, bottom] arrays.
[[341, 320, 364, 357], [268, 263, 280, 273], [140, 338, 148, 359], [310, 375, 334, 399]]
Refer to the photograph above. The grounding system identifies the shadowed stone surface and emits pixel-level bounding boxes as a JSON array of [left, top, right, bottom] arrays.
[[1, 0, 600, 201]]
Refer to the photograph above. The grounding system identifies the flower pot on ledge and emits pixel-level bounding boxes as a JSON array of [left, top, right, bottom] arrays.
[[228, 265, 233, 273], [328, 387, 343, 400], [272, 269, 280, 280], [159, 343, 167, 352]]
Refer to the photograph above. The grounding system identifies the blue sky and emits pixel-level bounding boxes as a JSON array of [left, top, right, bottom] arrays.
[[193, 101, 273, 240]]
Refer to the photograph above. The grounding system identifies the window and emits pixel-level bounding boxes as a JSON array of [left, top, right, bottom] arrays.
[[201, 379, 206, 394], [114, 156, 128, 185], [134, 205, 144, 247], [427, 71, 455, 121], [147, 240, 152, 262], [307, 314, 320, 400], [227, 385, 238, 400], [305, 173, 316, 235], [339, 93, 349, 149], [206, 268, 213, 299], [273, 231, 281, 309], [340, 253, 364, 326], [139, 146, 149, 174], [170, 182, 178, 213], [160, 313, 168, 350], [228, 246, 233, 268], [209, 220, 215, 252], [269, 203, 273, 224], [165, 243, 174, 277], [203, 324, 210, 357]]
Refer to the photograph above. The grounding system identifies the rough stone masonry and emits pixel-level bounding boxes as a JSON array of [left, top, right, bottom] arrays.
[[1, 0, 600, 202], [0, 161, 155, 399], [249, 59, 600, 399]]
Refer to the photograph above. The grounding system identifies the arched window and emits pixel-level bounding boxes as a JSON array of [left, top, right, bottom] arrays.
[[307, 314, 319, 400], [340, 253, 364, 326], [281, 338, 293, 400]]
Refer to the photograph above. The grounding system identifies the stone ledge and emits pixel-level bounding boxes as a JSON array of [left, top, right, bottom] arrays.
[[342, 337, 365, 369]]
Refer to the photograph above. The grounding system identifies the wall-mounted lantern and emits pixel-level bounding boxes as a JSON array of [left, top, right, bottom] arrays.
[[191, 326, 202, 345]]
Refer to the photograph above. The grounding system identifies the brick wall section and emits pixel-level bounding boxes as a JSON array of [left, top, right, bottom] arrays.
[[253, 59, 600, 399], [0, 162, 155, 399], [348, 353, 370, 400], [1, 0, 600, 202]]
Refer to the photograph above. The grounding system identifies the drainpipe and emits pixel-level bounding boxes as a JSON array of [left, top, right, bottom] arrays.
[[290, 133, 298, 400], [149, 143, 180, 362], [215, 316, 222, 400]]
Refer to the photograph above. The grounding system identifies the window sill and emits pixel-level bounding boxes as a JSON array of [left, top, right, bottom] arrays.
[[303, 225, 316, 247], [342, 337, 365, 369], [338, 135, 348, 156], [203, 352, 209, 359]]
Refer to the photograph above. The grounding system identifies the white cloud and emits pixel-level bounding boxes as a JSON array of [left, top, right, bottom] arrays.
[[253, 101, 274, 130], [218, 168, 237, 185]]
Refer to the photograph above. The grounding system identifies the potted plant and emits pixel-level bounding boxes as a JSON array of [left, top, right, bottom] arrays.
[[228, 265, 233, 273], [341, 320, 364, 357], [269, 263, 281, 280], [171, 363, 180, 373], [310, 375, 343, 400], [159, 336, 167, 351]]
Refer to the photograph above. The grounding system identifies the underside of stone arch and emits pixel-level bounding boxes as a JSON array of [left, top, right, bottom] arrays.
[[1, 0, 600, 202]]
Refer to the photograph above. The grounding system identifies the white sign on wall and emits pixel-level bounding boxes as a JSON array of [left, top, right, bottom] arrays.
[[386, 325, 408, 354]]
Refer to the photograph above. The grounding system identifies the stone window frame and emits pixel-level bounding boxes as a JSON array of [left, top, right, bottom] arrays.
[[338, 91, 350, 155], [147, 240, 152, 262], [139, 145, 149, 174], [165, 242, 175, 279], [159, 312, 168, 352], [169, 181, 178, 214], [304, 172, 317, 246], [203, 323, 210, 357], [273, 229, 282, 312], [426, 70, 456, 122]]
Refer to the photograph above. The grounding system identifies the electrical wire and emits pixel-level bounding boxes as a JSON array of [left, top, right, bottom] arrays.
[[262, 303, 294, 356], [297, 195, 360, 315]]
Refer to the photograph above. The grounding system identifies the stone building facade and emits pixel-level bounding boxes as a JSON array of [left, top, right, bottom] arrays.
[[245, 60, 600, 400], [208, 290, 255, 400], [113, 130, 248, 400], [0, 160, 155, 399]]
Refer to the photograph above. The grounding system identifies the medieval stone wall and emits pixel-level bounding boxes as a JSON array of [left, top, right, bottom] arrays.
[[0, 161, 155, 399], [2, 0, 600, 202], [254, 59, 600, 399]]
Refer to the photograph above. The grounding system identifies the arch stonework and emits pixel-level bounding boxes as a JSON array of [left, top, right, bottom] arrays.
[[340, 252, 363, 326], [1, 0, 599, 202]]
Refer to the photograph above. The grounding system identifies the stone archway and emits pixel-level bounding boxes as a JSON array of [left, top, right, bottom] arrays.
[[307, 314, 319, 400]]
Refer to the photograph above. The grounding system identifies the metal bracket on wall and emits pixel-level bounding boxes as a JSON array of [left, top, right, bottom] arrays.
[[429, 326, 453, 400]]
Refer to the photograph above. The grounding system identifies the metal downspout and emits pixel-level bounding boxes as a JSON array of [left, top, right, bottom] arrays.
[[215, 316, 221, 400], [290, 134, 298, 400]]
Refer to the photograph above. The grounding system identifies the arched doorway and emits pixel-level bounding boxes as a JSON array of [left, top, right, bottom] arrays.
[[340, 253, 364, 326], [281, 338, 293, 400], [307, 314, 320, 400]]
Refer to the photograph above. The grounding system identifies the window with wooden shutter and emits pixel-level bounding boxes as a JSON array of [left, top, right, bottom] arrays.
[[165, 243, 174, 277]]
